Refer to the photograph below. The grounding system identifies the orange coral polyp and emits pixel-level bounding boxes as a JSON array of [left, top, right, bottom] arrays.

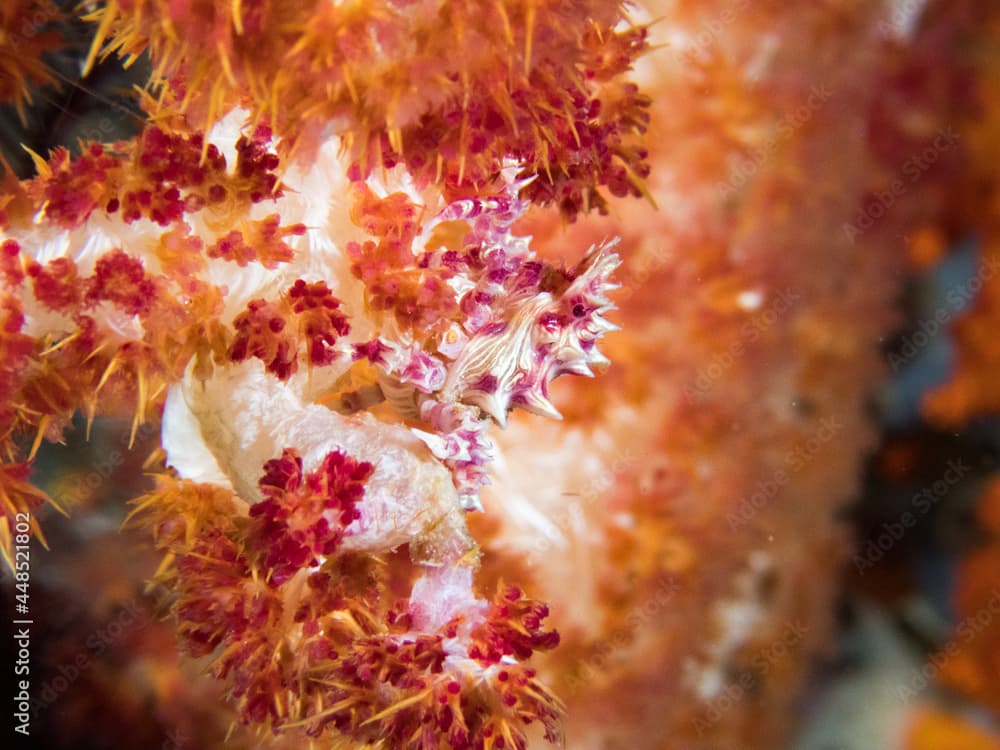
[[229, 279, 351, 378], [0, 240, 25, 287], [347, 185, 463, 333], [26, 257, 82, 312], [86, 0, 649, 217], [206, 214, 303, 268], [85, 248, 157, 317], [0, 0, 62, 118], [13, 124, 284, 231], [128, 467, 562, 749]]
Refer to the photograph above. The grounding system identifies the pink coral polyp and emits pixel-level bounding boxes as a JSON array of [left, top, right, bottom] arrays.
[[249, 447, 373, 585]]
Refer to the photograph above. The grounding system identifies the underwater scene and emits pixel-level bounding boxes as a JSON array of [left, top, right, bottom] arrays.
[[2, 2, 1000, 749]]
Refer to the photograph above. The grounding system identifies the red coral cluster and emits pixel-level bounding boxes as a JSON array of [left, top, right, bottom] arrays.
[[229, 279, 351, 379], [364, 23, 652, 220], [248, 448, 372, 585], [84, 248, 157, 316], [207, 214, 303, 268], [16, 125, 283, 231], [347, 185, 461, 333], [129, 459, 562, 750], [0, 124, 303, 509], [470, 584, 561, 663], [85, 0, 650, 219], [0, 242, 235, 455]]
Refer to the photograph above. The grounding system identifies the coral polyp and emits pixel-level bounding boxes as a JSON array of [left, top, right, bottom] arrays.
[[83, 0, 651, 218], [0, 0, 61, 120]]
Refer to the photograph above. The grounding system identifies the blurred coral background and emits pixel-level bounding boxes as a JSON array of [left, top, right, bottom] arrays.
[[3, 2, 1000, 749]]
